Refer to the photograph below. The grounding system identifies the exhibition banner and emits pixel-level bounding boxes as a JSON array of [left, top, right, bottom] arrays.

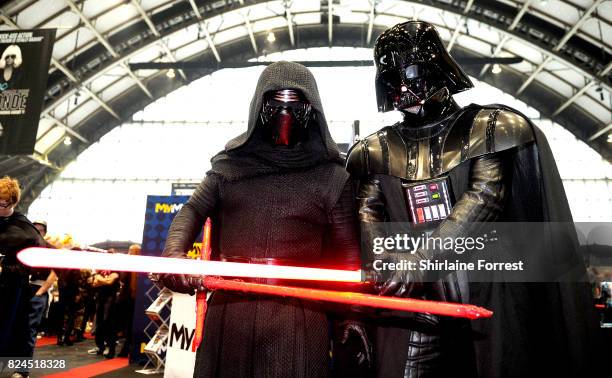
[[0, 29, 55, 155], [131, 195, 190, 364]]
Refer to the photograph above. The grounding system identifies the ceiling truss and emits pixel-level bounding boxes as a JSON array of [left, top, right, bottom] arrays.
[[0, 0, 609, 210]]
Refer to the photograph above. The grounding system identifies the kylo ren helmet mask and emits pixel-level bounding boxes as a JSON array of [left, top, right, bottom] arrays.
[[374, 21, 473, 114], [260, 88, 313, 147]]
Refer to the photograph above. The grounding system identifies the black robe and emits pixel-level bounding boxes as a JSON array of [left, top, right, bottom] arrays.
[[0, 211, 45, 356], [163, 61, 360, 378]]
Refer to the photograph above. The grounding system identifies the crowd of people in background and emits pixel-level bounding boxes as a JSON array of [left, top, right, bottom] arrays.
[[0, 176, 141, 378]]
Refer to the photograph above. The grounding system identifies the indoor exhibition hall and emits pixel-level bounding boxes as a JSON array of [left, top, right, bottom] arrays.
[[0, 1, 611, 377]]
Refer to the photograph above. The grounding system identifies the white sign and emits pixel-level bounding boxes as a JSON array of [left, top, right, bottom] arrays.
[[164, 293, 197, 378]]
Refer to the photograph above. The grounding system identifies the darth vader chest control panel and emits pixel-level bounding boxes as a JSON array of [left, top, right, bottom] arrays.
[[402, 177, 454, 225]]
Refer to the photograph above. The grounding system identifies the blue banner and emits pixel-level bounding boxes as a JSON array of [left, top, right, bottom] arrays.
[[130, 195, 189, 364]]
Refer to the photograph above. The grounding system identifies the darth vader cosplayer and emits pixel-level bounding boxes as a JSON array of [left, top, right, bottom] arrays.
[[161, 61, 367, 377], [346, 21, 601, 378]]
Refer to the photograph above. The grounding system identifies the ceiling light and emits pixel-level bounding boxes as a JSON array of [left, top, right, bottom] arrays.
[[491, 64, 502, 74], [266, 32, 276, 43], [63, 136, 72, 146], [607, 134, 612, 143], [166, 68, 176, 78]]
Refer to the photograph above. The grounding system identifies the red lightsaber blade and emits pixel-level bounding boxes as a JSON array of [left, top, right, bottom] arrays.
[[203, 277, 492, 320], [193, 218, 212, 352], [18, 247, 361, 282]]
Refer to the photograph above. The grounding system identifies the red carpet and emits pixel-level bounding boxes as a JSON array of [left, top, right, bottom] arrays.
[[36, 332, 94, 347], [42, 357, 129, 378], [35, 336, 57, 347]]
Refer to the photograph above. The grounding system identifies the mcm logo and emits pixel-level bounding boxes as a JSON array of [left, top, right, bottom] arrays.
[[169, 323, 195, 351], [155, 203, 184, 214]]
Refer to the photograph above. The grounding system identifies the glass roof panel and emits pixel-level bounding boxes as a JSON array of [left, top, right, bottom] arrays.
[[539, 71, 574, 98], [35, 118, 56, 140], [89, 70, 124, 94], [14, 0, 66, 29], [504, 39, 544, 65], [93, 3, 140, 36], [66, 98, 103, 127], [575, 96, 610, 124], [292, 13, 323, 25], [51, 93, 91, 121], [99, 76, 134, 102], [52, 27, 96, 60], [36, 125, 66, 154], [212, 25, 249, 46]]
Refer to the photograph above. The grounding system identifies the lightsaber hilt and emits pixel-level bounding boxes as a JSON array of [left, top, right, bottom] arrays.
[[193, 218, 213, 352]]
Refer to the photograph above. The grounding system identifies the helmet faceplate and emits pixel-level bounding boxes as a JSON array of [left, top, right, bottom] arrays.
[[260, 89, 312, 146]]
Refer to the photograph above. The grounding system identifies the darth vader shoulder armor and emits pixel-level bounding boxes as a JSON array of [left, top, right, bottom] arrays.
[[346, 104, 535, 181]]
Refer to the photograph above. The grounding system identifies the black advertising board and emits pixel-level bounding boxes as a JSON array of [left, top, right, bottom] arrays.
[[0, 29, 56, 155]]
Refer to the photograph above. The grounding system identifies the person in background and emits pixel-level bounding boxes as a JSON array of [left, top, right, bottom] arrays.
[[71, 267, 92, 343], [117, 244, 141, 357], [75, 268, 95, 342], [0, 176, 45, 378], [55, 236, 80, 346], [88, 249, 120, 359], [25, 221, 57, 359]]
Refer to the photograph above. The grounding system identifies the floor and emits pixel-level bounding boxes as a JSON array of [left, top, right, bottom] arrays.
[[1, 336, 163, 378]]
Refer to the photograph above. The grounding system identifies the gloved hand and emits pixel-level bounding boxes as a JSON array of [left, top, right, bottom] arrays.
[[340, 320, 372, 368], [160, 274, 202, 295], [374, 251, 426, 297]]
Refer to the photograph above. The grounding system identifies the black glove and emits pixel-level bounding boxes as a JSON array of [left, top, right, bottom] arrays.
[[160, 274, 202, 295], [340, 320, 372, 368], [375, 251, 426, 298]]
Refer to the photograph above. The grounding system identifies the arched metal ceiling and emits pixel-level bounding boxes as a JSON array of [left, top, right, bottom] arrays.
[[0, 0, 610, 210]]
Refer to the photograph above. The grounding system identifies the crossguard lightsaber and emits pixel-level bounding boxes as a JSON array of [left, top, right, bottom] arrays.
[[203, 277, 492, 319], [17, 247, 493, 319], [193, 218, 212, 352]]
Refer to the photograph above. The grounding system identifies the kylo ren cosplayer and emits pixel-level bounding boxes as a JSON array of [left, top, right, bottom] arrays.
[[161, 61, 367, 377], [346, 21, 600, 378]]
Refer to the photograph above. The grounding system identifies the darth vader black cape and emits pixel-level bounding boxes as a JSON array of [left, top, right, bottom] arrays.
[[464, 106, 601, 378], [365, 104, 602, 378]]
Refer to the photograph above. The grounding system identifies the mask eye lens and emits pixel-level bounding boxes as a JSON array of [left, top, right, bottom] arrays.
[[404, 65, 422, 80]]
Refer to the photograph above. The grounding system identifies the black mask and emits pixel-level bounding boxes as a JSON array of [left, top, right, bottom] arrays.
[[260, 89, 312, 147], [374, 21, 473, 118]]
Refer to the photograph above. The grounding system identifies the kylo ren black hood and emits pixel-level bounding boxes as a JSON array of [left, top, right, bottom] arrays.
[[210, 61, 343, 180]]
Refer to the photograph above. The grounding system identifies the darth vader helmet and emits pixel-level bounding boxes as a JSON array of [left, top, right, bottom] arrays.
[[374, 21, 473, 114]]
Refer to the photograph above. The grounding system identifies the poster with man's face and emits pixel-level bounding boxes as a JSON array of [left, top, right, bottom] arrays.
[[0, 29, 55, 156]]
